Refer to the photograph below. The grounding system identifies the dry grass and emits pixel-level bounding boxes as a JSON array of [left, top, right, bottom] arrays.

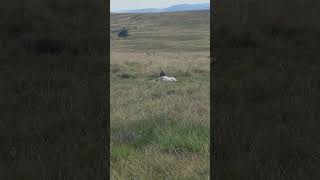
[[110, 11, 210, 179]]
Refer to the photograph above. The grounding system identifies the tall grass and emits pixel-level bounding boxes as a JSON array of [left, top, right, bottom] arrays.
[[111, 52, 210, 179]]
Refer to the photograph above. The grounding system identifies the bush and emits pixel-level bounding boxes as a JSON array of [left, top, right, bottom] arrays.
[[118, 28, 128, 38]]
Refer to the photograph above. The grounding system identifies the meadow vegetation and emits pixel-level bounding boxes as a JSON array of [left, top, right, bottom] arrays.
[[111, 11, 210, 179]]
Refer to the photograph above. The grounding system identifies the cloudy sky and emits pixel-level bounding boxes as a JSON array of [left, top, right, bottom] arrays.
[[111, 0, 210, 12]]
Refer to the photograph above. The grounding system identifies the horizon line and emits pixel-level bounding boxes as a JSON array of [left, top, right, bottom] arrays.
[[111, 2, 210, 13]]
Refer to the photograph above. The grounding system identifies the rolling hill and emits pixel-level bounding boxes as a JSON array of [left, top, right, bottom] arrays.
[[112, 3, 210, 13]]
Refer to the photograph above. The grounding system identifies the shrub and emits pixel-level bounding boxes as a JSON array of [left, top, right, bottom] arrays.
[[118, 28, 128, 38]]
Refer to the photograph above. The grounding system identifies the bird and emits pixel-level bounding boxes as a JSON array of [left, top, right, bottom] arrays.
[[160, 69, 166, 77]]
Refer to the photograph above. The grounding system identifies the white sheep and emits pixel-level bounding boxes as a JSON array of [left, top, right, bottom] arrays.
[[152, 70, 177, 83], [155, 76, 177, 82]]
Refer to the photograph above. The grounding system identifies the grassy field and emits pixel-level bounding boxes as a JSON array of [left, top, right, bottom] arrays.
[[110, 11, 210, 179]]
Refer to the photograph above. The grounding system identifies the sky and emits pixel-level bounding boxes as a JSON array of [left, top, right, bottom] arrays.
[[111, 0, 210, 12]]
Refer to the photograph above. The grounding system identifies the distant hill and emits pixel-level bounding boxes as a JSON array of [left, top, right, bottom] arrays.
[[113, 3, 210, 14]]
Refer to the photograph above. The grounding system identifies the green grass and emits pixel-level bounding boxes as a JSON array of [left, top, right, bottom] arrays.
[[112, 115, 209, 153], [111, 11, 210, 179], [111, 71, 210, 178]]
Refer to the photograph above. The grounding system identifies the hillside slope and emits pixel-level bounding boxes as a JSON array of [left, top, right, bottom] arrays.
[[113, 3, 210, 13], [111, 10, 210, 53]]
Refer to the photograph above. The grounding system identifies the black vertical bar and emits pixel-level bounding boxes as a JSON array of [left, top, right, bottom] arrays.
[[106, 0, 110, 178]]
